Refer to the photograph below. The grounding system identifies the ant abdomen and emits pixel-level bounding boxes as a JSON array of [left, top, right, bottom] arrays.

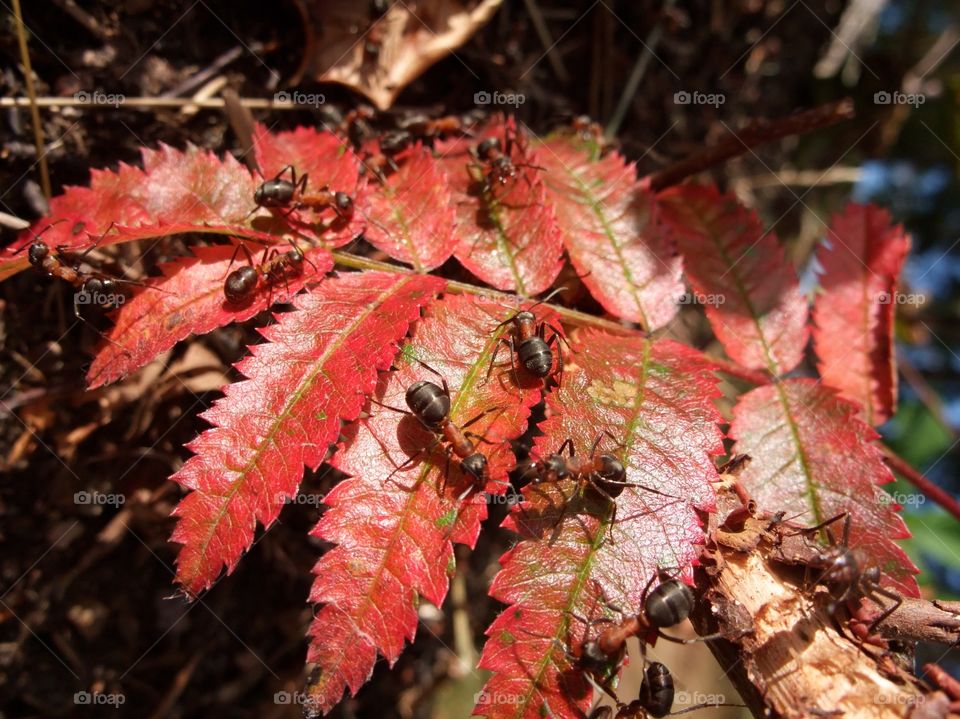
[[639, 661, 675, 718], [517, 336, 553, 377], [405, 380, 450, 429], [224, 266, 258, 303], [254, 179, 296, 207], [645, 579, 695, 628]]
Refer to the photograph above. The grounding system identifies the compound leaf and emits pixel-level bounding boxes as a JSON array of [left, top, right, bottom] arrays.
[[170, 271, 444, 595]]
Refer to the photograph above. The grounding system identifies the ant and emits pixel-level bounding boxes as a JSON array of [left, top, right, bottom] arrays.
[[340, 104, 377, 149], [252, 165, 354, 220], [18, 222, 155, 313], [357, 130, 413, 181], [469, 127, 543, 200], [571, 572, 731, 670], [397, 113, 474, 141], [373, 359, 501, 499], [794, 512, 902, 635], [223, 242, 317, 305], [518, 433, 676, 527], [487, 290, 568, 387], [589, 661, 743, 718]]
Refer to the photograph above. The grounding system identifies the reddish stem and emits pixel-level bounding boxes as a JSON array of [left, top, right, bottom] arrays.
[[647, 98, 856, 191], [881, 445, 960, 523]]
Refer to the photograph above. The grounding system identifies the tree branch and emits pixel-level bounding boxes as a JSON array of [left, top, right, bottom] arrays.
[[881, 445, 960, 524], [690, 477, 953, 718], [647, 99, 856, 191]]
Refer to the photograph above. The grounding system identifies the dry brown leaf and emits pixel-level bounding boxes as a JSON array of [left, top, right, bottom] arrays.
[[295, 0, 504, 109]]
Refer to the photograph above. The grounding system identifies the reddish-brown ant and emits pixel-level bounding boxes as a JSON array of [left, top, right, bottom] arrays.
[[252, 165, 354, 220], [568, 572, 731, 672], [397, 113, 476, 141], [374, 359, 501, 499], [223, 242, 317, 305], [18, 222, 157, 313], [487, 290, 569, 387], [518, 433, 677, 527], [340, 104, 377, 148], [469, 127, 543, 200], [795, 512, 902, 635]]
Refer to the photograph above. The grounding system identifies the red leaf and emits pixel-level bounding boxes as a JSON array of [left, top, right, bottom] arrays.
[[813, 203, 910, 425], [86, 244, 333, 388], [170, 271, 444, 595], [476, 332, 723, 718], [303, 294, 546, 716], [436, 118, 563, 295], [535, 134, 682, 329], [358, 143, 456, 270], [658, 184, 809, 375], [0, 146, 288, 281], [729, 378, 919, 597]]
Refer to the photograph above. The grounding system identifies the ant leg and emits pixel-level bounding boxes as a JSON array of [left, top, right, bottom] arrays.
[[556, 438, 576, 457], [586, 478, 622, 532], [484, 337, 510, 384], [77, 220, 117, 260], [368, 397, 414, 417], [785, 511, 849, 539], [865, 585, 903, 634]]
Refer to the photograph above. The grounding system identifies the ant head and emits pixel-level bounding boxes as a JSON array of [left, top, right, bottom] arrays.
[[461, 453, 488, 483], [645, 579, 694, 628], [477, 136, 502, 159], [285, 249, 304, 265], [334, 192, 354, 213], [27, 241, 50, 266], [224, 266, 258, 303], [254, 179, 296, 207], [514, 310, 536, 323]]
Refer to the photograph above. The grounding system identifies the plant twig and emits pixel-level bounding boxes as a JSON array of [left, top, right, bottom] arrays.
[[12, 0, 52, 201], [881, 445, 960, 523], [330, 250, 637, 334], [647, 98, 856, 191]]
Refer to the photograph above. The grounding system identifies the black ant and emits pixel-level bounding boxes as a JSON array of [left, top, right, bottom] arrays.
[[223, 242, 317, 305], [252, 165, 354, 220], [487, 290, 568, 387], [795, 512, 902, 635], [589, 661, 743, 718], [374, 359, 500, 499]]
